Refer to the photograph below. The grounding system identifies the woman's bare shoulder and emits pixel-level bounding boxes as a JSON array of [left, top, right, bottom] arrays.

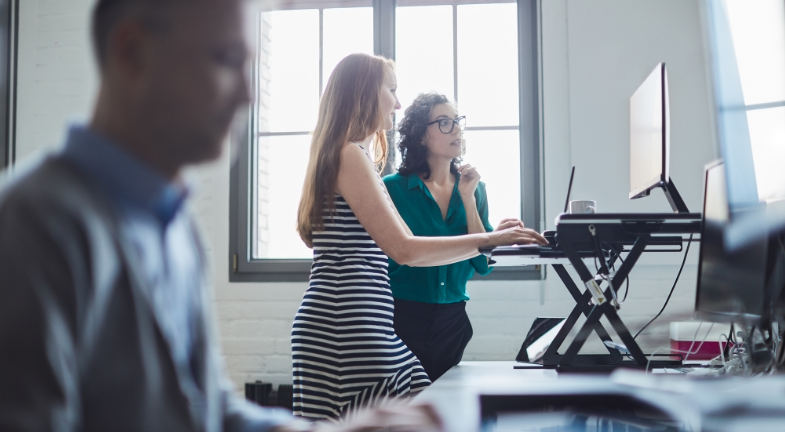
[[340, 141, 365, 156], [339, 142, 372, 168]]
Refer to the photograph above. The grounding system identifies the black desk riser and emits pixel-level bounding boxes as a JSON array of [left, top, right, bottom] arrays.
[[488, 212, 702, 372]]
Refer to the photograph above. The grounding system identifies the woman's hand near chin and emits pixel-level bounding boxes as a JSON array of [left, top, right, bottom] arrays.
[[456, 164, 481, 198], [486, 226, 548, 247]]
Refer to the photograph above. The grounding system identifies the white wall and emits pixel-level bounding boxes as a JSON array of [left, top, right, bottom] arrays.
[[15, 0, 98, 161], [12, 0, 716, 389], [538, 0, 717, 357]]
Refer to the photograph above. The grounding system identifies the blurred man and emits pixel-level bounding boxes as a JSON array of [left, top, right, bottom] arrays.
[[0, 0, 441, 431]]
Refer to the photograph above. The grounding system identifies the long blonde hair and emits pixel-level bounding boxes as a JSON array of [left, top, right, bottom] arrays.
[[297, 53, 394, 246]]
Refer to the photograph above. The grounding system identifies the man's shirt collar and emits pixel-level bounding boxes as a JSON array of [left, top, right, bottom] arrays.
[[61, 125, 189, 225]]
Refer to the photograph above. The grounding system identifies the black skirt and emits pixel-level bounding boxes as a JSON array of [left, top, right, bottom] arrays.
[[393, 297, 473, 382]]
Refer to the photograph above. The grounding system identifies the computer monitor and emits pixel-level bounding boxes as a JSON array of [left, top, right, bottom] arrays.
[[694, 161, 769, 324], [629, 63, 689, 213], [702, 0, 785, 251]]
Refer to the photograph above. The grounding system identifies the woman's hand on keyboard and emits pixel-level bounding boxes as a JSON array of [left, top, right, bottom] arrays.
[[487, 226, 548, 247]]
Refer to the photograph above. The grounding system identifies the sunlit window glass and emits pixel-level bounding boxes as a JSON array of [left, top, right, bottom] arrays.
[[724, 0, 785, 106], [457, 3, 519, 126], [747, 107, 785, 202], [260, 10, 319, 133], [461, 130, 521, 228], [721, 0, 785, 203], [255, 4, 372, 259], [395, 5, 454, 113], [255, 135, 312, 259], [395, 1, 521, 224], [323, 7, 374, 92]]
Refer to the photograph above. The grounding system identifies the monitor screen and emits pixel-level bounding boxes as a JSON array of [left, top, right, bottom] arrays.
[[629, 63, 669, 200], [704, 0, 785, 249], [695, 161, 768, 323]]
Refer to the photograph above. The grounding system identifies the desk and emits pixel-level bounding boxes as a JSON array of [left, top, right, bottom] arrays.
[[415, 361, 785, 432], [414, 362, 556, 432], [482, 214, 701, 371]]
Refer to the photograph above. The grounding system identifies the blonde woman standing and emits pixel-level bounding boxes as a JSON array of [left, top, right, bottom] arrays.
[[292, 53, 546, 422]]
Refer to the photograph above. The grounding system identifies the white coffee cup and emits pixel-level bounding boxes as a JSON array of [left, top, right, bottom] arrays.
[[569, 200, 596, 214]]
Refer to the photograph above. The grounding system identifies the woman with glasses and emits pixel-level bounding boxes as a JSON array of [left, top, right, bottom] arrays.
[[293, 56, 546, 422], [382, 92, 527, 381]]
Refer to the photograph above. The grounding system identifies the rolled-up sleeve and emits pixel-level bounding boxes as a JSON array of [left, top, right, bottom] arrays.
[[470, 182, 494, 275]]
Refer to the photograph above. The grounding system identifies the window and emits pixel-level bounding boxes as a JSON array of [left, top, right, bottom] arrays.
[[231, 0, 542, 281], [721, 0, 785, 203], [396, 2, 521, 229], [255, 3, 374, 261]]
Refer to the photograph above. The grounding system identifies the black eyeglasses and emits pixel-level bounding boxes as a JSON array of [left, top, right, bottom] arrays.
[[426, 116, 466, 134]]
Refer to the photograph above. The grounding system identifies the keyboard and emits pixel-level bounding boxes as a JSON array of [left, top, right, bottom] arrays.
[[481, 212, 701, 267]]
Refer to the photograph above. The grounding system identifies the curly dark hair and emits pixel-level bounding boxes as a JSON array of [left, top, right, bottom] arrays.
[[397, 92, 461, 179]]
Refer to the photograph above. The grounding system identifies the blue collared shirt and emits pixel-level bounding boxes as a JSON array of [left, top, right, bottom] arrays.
[[61, 125, 204, 401]]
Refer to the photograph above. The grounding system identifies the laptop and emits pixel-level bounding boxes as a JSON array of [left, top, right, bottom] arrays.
[[515, 317, 566, 364]]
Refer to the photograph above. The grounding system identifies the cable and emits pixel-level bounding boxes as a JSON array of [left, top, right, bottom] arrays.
[[610, 247, 630, 304], [634, 234, 694, 339], [684, 323, 715, 363], [719, 334, 729, 369], [724, 323, 735, 359], [645, 346, 671, 374], [643, 323, 716, 374], [595, 244, 630, 306], [778, 321, 785, 369]]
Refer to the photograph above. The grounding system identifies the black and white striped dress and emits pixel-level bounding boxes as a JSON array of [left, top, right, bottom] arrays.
[[291, 194, 431, 422]]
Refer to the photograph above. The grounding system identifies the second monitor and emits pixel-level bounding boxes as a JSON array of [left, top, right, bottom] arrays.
[[695, 161, 768, 324]]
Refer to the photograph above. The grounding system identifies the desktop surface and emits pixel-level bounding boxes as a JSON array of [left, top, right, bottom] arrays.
[[415, 361, 785, 432]]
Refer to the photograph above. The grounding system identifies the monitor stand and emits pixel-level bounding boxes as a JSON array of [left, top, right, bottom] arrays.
[[662, 178, 690, 214], [533, 217, 700, 372]]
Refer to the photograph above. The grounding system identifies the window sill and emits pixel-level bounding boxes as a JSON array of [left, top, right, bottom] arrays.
[[230, 259, 543, 283]]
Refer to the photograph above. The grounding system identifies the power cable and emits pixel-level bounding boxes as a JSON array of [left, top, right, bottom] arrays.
[[634, 233, 694, 339]]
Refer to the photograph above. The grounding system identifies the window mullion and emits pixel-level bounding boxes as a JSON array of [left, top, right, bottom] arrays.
[[319, 8, 324, 96], [744, 101, 785, 111], [517, 0, 540, 233], [373, 0, 396, 59], [375, 0, 397, 174], [453, 4, 458, 105]]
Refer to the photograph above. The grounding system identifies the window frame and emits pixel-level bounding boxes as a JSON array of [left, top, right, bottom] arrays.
[[230, 0, 544, 282], [0, 0, 18, 170]]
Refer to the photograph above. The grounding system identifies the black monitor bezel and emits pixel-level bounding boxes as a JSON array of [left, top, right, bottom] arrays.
[[694, 160, 765, 325]]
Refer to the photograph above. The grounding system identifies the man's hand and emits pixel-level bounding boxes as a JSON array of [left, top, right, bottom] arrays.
[[324, 404, 442, 432], [273, 403, 443, 432]]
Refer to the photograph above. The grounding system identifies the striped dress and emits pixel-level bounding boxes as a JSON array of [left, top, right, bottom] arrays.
[[291, 194, 431, 422]]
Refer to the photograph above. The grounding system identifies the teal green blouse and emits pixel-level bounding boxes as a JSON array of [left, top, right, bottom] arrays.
[[382, 172, 494, 304]]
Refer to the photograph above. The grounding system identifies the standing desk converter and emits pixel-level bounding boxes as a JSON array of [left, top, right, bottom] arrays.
[[481, 212, 701, 371]]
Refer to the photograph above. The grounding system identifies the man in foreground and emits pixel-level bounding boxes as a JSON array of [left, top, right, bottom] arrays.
[[0, 0, 441, 431]]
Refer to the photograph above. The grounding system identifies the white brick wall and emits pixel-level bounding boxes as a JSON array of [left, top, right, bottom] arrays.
[[11, 0, 715, 393], [16, 0, 97, 161]]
